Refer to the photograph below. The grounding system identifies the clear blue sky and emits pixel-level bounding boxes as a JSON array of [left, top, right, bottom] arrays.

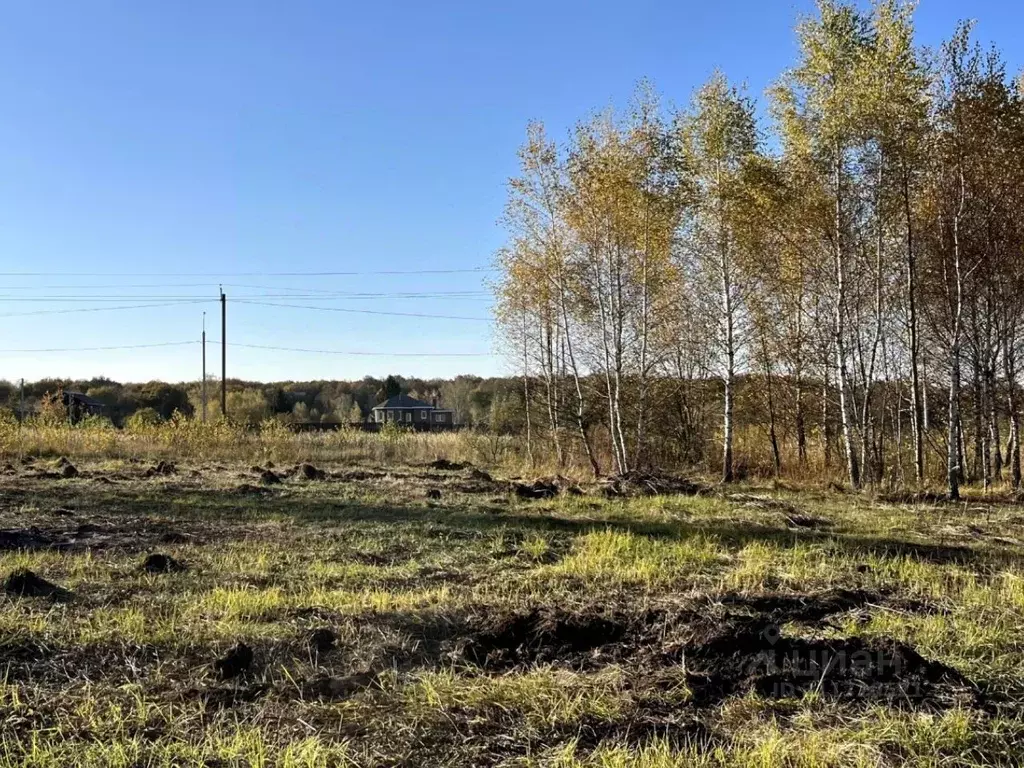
[[0, 0, 1020, 384]]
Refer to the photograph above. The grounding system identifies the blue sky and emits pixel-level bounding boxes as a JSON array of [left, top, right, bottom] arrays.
[[0, 0, 1020, 384]]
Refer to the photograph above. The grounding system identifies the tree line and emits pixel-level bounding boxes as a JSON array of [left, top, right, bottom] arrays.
[[0, 375, 524, 431], [494, 0, 1024, 497]]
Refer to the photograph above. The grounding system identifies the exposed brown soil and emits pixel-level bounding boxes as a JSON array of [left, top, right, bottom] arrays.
[[142, 553, 186, 573], [307, 627, 337, 655], [427, 459, 472, 471], [680, 622, 977, 708], [454, 591, 978, 711], [0, 521, 214, 554], [0, 528, 53, 551], [259, 469, 282, 485], [512, 479, 560, 499], [713, 588, 878, 624], [600, 470, 706, 498], [296, 462, 327, 481], [215, 642, 254, 679], [4, 569, 72, 600], [462, 607, 628, 668], [145, 460, 177, 477]]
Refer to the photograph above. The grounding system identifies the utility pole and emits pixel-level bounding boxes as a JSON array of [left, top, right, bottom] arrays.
[[19, 378, 24, 425], [220, 288, 227, 419], [201, 312, 207, 423]]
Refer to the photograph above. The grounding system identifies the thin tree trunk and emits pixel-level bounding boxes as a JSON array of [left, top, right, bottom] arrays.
[[592, 250, 623, 474], [834, 148, 861, 489], [721, 186, 736, 483], [1004, 332, 1021, 489], [795, 301, 807, 465], [521, 306, 535, 469], [556, 263, 600, 478], [761, 329, 781, 479], [822, 363, 833, 469], [947, 164, 967, 501], [988, 359, 1003, 482], [971, 305, 985, 485], [611, 245, 629, 474], [948, 353, 962, 501], [541, 316, 563, 468], [904, 167, 925, 485]]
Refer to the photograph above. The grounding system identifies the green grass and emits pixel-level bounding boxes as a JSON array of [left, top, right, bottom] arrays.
[[0, 459, 1022, 766]]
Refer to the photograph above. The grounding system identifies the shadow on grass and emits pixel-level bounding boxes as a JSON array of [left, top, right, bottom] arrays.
[[14, 478, 1012, 571]]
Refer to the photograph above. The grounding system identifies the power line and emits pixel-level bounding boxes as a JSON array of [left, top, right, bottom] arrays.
[[0, 267, 496, 277], [0, 339, 494, 357], [223, 342, 494, 357], [0, 341, 197, 353], [234, 299, 489, 319], [225, 283, 489, 298], [0, 296, 222, 302], [0, 282, 220, 290], [0, 293, 489, 301], [0, 299, 211, 318]]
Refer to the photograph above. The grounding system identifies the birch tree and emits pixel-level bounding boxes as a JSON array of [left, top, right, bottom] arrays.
[[679, 72, 758, 482]]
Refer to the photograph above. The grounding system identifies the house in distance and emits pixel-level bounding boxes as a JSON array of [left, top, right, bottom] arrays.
[[371, 394, 455, 430]]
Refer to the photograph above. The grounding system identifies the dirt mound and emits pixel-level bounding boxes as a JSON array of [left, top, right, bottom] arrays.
[[142, 553, 186, 573], [512, 479, 558, 499], [462, 607, 629, 669], [511, 476, 582, 499], [3, 569, 72, 600], [427, 459, 471, 471], [0, 528, 53, 551], [716, 588, 878, 625], [307, 627, 337, 655], [215, 642, 253, 679], [680, 621, 978, 709], [259, 469, 282, 485], [601, 470, 705, 498], [456, 594, 977, 710], [454, 468, 503, 495], [296, 462, 326, 481], [145, 460, 176, 477]]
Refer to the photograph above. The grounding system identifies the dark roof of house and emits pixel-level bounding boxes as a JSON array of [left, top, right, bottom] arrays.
[[64, 391, 105, 407], [371, 394, 434, 410]]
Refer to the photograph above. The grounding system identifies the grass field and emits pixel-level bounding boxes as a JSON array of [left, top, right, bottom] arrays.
[[1, 455, 1023, 766]]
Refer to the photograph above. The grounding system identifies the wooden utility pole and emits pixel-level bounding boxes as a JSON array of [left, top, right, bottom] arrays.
[[220, 289, 227, 419], [201, 312, 207, 423]]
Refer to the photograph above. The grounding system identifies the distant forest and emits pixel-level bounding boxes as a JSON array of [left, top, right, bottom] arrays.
[[0, 375, 521, 430]]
